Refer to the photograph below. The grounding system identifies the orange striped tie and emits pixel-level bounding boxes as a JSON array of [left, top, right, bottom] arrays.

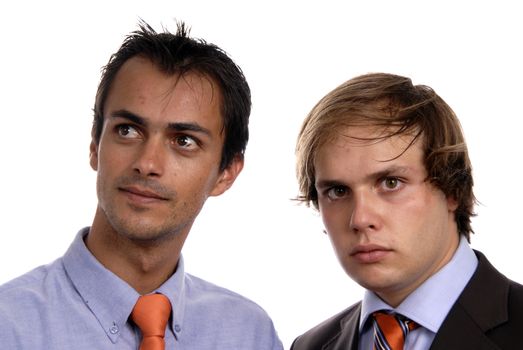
[[131, 294, 172, 350], [373, 311, 418, 350]]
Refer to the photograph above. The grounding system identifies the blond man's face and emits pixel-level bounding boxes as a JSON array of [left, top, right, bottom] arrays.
[[314, 126, 459, 306]]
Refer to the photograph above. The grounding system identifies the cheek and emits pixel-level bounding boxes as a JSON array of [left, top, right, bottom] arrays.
[[327, 232, 348, 255], [97, 145, 115, 171], [96, 156, 121, 182], [321, 207, 352, 251], [393, 198, 449, 253], [174, 171, 217, 203], [320, 203, 349, 232]]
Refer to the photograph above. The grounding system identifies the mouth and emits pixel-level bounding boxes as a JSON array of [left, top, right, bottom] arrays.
[[350, 244, 392, 263], [119, 186, 169, 201]]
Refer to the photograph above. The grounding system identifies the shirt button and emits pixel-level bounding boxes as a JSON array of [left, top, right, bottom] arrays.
[[110, 325, 119, 334], [174, 324, 181, 332]]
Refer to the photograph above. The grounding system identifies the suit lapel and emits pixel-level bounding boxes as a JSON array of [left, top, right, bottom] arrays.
[[430, 303, 499, 350], [324, 303, 361, 350], [430, 251, 508, 350]]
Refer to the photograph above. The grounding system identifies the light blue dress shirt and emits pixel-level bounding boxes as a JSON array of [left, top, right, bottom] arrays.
[[0, 228, 283, 349], [358, 235, 478, 350]]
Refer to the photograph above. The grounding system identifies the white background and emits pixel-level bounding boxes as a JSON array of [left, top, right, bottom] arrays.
[[1, 1, 522, 348]]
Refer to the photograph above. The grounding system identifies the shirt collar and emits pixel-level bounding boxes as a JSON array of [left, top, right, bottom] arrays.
[[63, 228, 187, 343], [155, 253, 186, 338], [360, 235, 478, 332]]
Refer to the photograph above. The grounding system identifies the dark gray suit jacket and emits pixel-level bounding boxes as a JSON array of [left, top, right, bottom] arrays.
[[291, 251, 523, 349]]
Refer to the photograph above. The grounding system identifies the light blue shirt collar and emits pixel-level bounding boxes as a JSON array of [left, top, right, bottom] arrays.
[[360, 235, 478, 332], [63, 228, 186, 343]]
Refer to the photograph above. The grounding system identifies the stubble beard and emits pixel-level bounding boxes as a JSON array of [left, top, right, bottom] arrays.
[[97, 176, 188, 247], [100, 198, 182, 246]]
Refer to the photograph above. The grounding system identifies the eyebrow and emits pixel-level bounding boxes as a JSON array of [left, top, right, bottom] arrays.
[[112, 110, 146, 126], [111, 109, 212, 137], [315, 165, 411, 189], [369, 165, 410, 181], [315, 179, 345, 190]]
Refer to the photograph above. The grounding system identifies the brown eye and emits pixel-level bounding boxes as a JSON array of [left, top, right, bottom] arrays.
[[327, 186, 348, 200], [384, 178, 398, 189], [174, 135, 197, 149], [380, 177, 405, 192], [117, 125, 139, 138], [176, 136, 189, 146]]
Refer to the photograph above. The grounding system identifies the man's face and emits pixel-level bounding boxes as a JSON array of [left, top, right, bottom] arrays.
[[314, 126, 459, 306], [90, 56, 242, 243]]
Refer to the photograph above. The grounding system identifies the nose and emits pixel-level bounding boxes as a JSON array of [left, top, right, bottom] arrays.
[[132, 137, 166, 177], [349, 191, 380, 233]]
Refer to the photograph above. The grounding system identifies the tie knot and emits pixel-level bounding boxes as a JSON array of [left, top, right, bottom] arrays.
[[373, 311, 418, 332], [372, 311, 418, 350], [131, 294, 172, 337]]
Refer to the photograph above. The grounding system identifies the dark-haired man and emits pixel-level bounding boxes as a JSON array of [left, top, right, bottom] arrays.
[[291, 73, 523, 349], [0, 22, 282, 349]]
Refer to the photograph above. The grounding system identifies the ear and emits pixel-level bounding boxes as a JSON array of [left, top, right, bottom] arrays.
[[89, 139, 99, 171], [209, 155, 244, 197], [446, 196, 458, 212]]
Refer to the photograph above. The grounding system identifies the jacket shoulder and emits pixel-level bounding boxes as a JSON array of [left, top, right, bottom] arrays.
[[291, 302, 360, 350], [488, 274, 523, 348], [432, 251, 523, 349]]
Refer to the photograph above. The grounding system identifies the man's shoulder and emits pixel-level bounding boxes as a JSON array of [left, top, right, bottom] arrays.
[[184, 273, 274, 321], [182, 273, 283, 349], [465, 250, 523, 301], [0, 258, 65, 301], [0, 258, 67, 338], [433, 250, 523, 349], [291, 302, 361, 350], [474, 251, 523, 318], [459, 250, 523, 313]]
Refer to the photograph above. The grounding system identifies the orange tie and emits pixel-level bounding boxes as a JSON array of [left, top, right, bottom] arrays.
[[373, 311, 418, 350], [131, 294, 172, 350]]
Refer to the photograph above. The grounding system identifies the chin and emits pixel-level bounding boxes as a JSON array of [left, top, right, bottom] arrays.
[[124, 227, 176, 244], [111, 217, 175, 242], [348, 268, 392, 290]]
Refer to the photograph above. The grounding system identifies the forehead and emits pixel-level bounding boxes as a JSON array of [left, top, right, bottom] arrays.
[[106, 56, 223, 121], [314, 125, 426, 178]]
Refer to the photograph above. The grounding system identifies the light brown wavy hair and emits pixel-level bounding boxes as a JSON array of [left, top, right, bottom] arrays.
[[296, 73, 476, 240]]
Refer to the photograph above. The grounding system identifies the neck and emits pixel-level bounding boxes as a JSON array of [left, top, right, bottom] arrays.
[[86, 208, 189, 295]]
